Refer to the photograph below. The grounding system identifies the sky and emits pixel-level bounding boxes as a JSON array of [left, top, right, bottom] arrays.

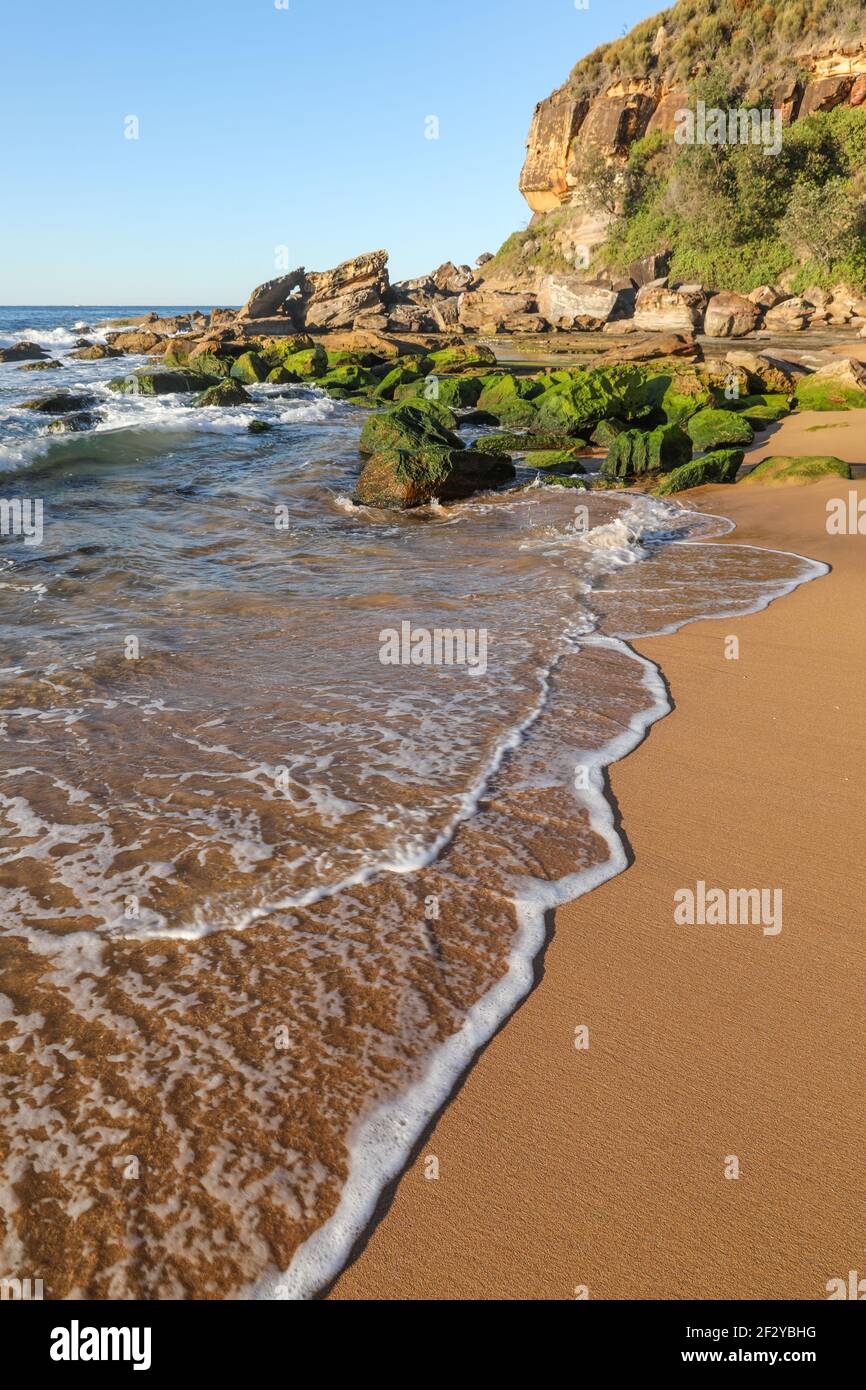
[[0, 0, 656, 304]]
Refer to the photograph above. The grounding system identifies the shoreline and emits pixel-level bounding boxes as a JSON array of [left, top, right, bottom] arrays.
[[328, 470, 866, 1301]]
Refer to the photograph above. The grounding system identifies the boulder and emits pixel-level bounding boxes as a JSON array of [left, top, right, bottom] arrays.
[[105, 330, 165, 353], [302, 250, 390, 332], [748, 285, 788, 310], [799, 76, 854, 119], [794, 358, 866, 411], [45, 411, 99, 433], [18, 359, 63, 370], [458, 288, 537, 331], [654, 449, 745, 494], [0, 341, 49, 363], [229, 351, 270, 383], [686, 407, 755, 451], [432, 262, 476, 295], [537, 276, 621, 326], [426, 344, 497, 373], [277, 345, 329, 379], [472, 431, 585, 454], [354, 447, 515, 509], [69, 343, 125, 361], [108, 370, 219, 395], [626, 251, 671, 287], [240, 269, 306, 320], [851, 75, 866, 107], [633, 286, 701, 333], [724, 350, 804, 394], [600, 332, 700, 363], [703, 291, 761, 339], [536, 364, 650, 438], [195, 380, 252, 407], [763, 298, 812, 331], [236, 316, 306, 338], [740, 455, 852, 485], [359, 403, 464, 457], [20, 391, 97, 414], [601, 423, 692, 479]]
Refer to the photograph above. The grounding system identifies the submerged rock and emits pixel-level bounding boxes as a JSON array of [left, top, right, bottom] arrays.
[[195, 379, 252, 407], [108, 370, 220, 395], [18, 359, 63, 371], [45, 411, 99, 433], [20, 391, 97, 414], [354, 446, 515, 509], [0, 341, 48, 363]]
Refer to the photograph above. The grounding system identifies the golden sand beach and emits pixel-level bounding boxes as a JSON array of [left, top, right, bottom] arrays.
[[331, 429, 866, 1301]]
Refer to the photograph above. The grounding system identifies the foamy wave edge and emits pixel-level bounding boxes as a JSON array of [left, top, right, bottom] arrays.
[[250, 532, 828, 1301]]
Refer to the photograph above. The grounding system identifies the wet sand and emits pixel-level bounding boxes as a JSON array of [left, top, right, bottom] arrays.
[[331, 441, 866, 1299]]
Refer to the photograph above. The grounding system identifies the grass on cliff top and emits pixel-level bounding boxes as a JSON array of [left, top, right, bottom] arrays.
[[567, 0, 865, 105]]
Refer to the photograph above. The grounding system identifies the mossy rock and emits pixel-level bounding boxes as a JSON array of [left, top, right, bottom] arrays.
[[359, 403, 463, 457], [739, 455, 852, 486], [354, 445, 514, 509], [657, 374, 717, 425], [653, 449, 745, 495], [426, 344, 497, 373], [590, 418, 626, 448], [230, 351, 270, 384], [534, 365, 649, 438], [20, 391, 97, 414], [373, 360, 428, 399], [248, 420, 272, 434], [793, 376, 866, 412], [726, 393, 792, 425], [427, 375, 484, 409], [326, 348, 382, 369], [171, 350, 232, 378], [266, 366, 299, 384], [686, 407, 754, 452], [279, 345, 329, 379], [472, 431, 585, 454], [322, 364, 376, 392], [45, 410, 98, 433], [475, 374, 542, 425], [18, 359, 63, 371], [524, 450, 587, 474], [108, 370, 219, 396], [195, 379, 252, 407], [602, 423, 692, 479]]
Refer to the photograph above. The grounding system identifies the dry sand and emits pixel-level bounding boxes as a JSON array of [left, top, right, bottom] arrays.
[[331, 429, 866, 1301]]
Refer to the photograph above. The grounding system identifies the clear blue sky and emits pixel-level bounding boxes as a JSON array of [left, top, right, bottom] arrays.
[[0, 0, 656, 304]]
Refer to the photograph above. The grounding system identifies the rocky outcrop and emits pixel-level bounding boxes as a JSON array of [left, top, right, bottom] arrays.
[[633, 285, 701, 333], [239, 270, 305, 321], [703, 291, 762, 339], [0, 341, 49, 362], [520, 93, 590, 212]]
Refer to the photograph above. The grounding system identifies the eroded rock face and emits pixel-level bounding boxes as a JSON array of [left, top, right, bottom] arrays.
[[458, 288, 539, 332], [239, 270, 306, 320], [302, 250, 390, 331], [520, 91, 589, 213], [575, 92, 656, 156], [799, 75, 854, 118]]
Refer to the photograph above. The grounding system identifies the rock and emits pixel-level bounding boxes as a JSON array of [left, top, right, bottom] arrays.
[[229, 351, 270, 383], [686, 407, 755, 451], [600, 332, 700, 364], [523, 449, 587, 474], [431, 262, 476, 295], [458, 288, 538, 331], [748, 285, 788, 310], [240, 269, 306, 320], [537, 276, 621, 325], [794, 358, 866, 410], [20, 391, 97, 414], [535, 364, 650, 437], [248, 420, 272, 434], [652, 368, 716, 424], [740, 455, 852, 485], [803, 286, 833, 308], [590, 419, 625, 447], [210, 309, 239, 328], [799, 76, 854, 119], [627, 251, 671, 287], [426, 344, 497, 373], [519, 91, 590, 212], [148, 316, 193, 335], [772, 76, 803, 124], [575, 92, 656, 156], [763, 298, 812, 331], [372, 360, 428, 399], [633, 286, 701, 333], [277, 345, 329, 378], [601, 423, 692, 479], [359, 403, 464, 457], [302, 250, 390, 332], [654, 449, 745, 494], [732, 394, 793, 428], [476, 252, 494, 267], [108, 370, 219, 395], [851, 75, 866, 107], [354, 446, 514, 509], [0, 341, 49, 363], [645, 91, 690, 136], [423, 375, 483, 409], [45, 411, 99, 433], [724, 350, 804, 393], [472, 431, 585, 454], [704, 291, 761, 339], [236, 317, 306, 339], [105, 330, 165, 353], [18, 359, 63, 370], [195, 379, 252, 407], [68, 343, 125, 360], [321, 364, 376, 393]]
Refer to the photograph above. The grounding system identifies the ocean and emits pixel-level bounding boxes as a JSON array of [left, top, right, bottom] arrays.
[[0, 307, 824, 1297]]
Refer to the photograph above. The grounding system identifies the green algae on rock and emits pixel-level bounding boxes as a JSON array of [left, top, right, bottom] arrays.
[[653, 449, 745, 494], [739, 454, 853, 485]]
